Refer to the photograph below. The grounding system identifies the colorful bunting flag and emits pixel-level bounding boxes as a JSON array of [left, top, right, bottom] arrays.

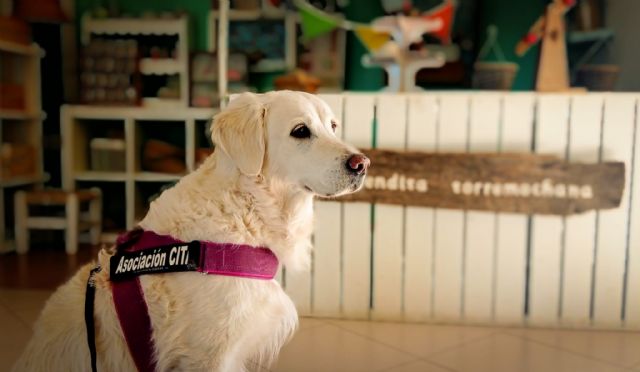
[[294, 0, 454, 48], [295, 0, 342, 40], [354, 25, 391, 52], [422, 0, 455, 44]]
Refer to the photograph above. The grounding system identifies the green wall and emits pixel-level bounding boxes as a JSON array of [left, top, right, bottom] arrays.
[[343, 0, 385, 91], [478, 0, 547, 90], [75, 0, 211, 50]]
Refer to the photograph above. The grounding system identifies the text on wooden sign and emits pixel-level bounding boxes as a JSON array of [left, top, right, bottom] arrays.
[[336, 149, 625, 215]]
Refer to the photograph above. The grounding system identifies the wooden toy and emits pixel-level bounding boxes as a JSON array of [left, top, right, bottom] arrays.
[[516, 0, 581, 92]]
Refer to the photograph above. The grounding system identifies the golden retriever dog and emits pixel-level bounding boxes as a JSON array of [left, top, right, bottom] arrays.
[[13, 91, 369, 371]]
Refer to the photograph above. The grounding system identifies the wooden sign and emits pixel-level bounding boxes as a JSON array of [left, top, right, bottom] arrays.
[[337, 149, 625, 215]]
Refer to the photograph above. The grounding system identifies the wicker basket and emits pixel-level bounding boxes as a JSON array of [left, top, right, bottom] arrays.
[[472, 62, 519, 90], [575, 64, 620, 91]]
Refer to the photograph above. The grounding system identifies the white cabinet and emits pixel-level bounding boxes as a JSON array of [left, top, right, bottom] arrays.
[[61, 105, 216, 242], [81, 15, 190, 107], [0, 40, 46, 253]]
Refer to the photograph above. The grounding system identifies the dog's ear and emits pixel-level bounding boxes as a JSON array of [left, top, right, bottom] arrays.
[[211, 93, 266, 176]]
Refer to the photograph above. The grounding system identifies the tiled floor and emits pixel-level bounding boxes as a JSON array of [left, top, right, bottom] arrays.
[[2, 288, 640, 372]]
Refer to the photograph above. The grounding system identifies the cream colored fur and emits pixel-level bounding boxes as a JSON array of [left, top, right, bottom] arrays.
[[13, 91, 367, 372]]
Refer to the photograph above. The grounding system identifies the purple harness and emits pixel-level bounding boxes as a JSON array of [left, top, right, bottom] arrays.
[[87, 229, 279, 372]]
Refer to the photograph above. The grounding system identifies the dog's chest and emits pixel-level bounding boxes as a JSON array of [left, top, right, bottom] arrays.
[[145, 273, 298, 367]]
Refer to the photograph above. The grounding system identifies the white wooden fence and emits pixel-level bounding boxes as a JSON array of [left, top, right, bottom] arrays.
[[280, 92, 640, 330]]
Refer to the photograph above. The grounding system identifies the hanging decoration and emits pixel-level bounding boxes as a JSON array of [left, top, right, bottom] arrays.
[[422, 1, 455, 44], [294, 0, 457, 91], [353, 25, 391, 52], [294, 0, 454, 51], [296, 0, 343, 41], [370, 15, 441, 48]]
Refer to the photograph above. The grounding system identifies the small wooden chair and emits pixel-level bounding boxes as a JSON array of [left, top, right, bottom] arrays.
[[14, 188, 102, 254]]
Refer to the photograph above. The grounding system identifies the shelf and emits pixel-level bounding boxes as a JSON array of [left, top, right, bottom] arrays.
[[73, 171, 184, 182], [140, 58, 183, 75], [210, 9, 341, 22], [568, 29, 614, 44], [249, 59, 287, 73], [75, 171, 128, 182], [192, 78, 217, 84], [62, 104, 214, 238], [142, 98, 185, 109], [135, 172, 183, 182], [0, 31, 43, 257], [211, 9, 288, 20], [0, 40, 43, 57], [83, 16, 187, 39], [0, 109, 46, 120], [0, 173, 48, 188], [62, 105, 217, 121]]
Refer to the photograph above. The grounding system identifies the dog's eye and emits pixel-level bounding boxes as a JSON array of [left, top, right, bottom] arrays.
[[290, 124, 311, 139], [331, 121, 337, 132]]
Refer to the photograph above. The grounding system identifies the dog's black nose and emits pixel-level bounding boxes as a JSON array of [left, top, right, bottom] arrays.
[[346, 154, 370, 175]]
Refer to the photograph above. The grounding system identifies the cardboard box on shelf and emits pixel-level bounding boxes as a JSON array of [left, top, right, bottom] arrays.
[[90, 138, 126, 172]]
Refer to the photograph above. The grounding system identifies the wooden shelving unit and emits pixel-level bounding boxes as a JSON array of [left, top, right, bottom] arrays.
[[208, 4, 297, 102], [61, 105, 216, 242], [81, 17, 187, 40], [209, 2, 346, 103], [81, 15, 190, 107], [0, 40, 46, 254], [139, 58, 183, 75], [0, 39, 42, 57]]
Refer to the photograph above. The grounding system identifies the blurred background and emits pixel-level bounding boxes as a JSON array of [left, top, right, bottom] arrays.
[[2, 1, 640, 371]]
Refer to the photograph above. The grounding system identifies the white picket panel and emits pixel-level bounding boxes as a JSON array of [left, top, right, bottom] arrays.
[[494, 93, 535, 323], [433, 94, 469, 320], [311, 202, 342, 315], [403, 94, 438, 321], [282, 270, 310, 315], [594, 95, 636, 326], [275, 267, 284, 287], [289, 92, 640, 330], [529, 95, 569, 325], [372, 94, 408, 320], [341, 94, 375, 319], [464, 93, 501, 322], [561, 95, 604, 325], [307, 94, 345, 316], [625, 96, 640, 327]]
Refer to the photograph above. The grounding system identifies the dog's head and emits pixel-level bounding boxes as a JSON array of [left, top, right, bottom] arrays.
[[211, 91, 369, 197]]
